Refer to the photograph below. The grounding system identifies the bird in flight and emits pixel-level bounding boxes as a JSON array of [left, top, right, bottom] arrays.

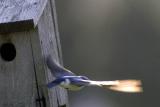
[[46, 55, 143, 93]]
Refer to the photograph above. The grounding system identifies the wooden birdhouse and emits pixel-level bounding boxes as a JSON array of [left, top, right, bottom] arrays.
[[0, 0, 68, 107]]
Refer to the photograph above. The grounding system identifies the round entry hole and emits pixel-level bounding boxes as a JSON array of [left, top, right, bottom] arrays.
[[0, 43, 16, 61]]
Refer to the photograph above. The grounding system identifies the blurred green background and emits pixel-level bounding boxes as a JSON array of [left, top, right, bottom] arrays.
[[55, 0, 160, 107]]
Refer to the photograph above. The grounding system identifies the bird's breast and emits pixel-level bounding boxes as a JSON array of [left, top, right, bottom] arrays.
[[60, 79, 84, 91], [61, 84, 84, 91]]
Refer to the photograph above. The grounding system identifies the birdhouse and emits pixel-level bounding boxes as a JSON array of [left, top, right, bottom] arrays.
[[0, 0, 68, 107]]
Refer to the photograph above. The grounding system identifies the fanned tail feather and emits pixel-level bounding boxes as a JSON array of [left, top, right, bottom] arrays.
[[87, 80, 143, 93]]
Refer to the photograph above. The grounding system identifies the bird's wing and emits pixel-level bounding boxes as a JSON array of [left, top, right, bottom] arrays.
[[47, 78, 64, 88], [46, 55, 75, 78], [66, 76, 90, 86]]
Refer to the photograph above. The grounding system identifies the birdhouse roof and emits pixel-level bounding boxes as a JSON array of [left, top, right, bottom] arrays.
[[0, 0, 48, 33]]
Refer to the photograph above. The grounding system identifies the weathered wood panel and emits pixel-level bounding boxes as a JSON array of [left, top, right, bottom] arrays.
[[0, 0, 47, 24], [0, 30, 37, 107], [49, 0, 69, 106], [0, 0, 47, 33], [31, 0, 68, 107], [0, 0, 67, 107]]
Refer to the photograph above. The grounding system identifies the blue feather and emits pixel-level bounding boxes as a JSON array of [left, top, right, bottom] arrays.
[[47, 78, 65, 88], [46, 55, 75, 78]]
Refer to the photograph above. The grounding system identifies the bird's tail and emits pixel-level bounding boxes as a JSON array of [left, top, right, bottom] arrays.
[[88, 80, 143, 93]]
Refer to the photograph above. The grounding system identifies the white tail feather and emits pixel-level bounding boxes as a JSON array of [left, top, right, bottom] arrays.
[[85, 79, 143, 93]]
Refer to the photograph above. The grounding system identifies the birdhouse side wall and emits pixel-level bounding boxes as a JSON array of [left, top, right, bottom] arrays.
[[30, 0, 68, 107]]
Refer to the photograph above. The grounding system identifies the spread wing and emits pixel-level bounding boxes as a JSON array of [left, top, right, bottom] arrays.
[[46, 55, 75, 78]]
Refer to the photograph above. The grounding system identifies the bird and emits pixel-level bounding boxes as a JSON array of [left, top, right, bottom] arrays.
[[46, 55, 143, 93]]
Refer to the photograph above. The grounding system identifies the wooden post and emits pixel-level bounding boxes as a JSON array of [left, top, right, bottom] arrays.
[[0, 0, 68, 107]]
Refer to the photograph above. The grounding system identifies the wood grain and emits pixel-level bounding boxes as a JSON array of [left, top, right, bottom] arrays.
[[0, 0, 68, 107], [0, 0, 47, 33], [31, 0, 68, 107], [49, 0, 68, 106], [0, 30, 37, 107], [0, 0, 47, 24]]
